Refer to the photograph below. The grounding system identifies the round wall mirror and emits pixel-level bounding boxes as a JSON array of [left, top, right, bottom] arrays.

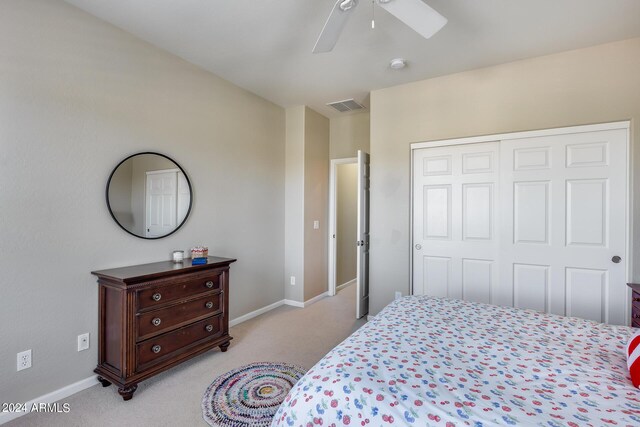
[[106, 152, 192, 239]]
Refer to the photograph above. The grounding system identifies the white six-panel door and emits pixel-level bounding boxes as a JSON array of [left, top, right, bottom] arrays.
[[413, 142, 500, 304], [146, 170, 178, 237], [412, 126, 628, 325], [499, 129, 627, 324]]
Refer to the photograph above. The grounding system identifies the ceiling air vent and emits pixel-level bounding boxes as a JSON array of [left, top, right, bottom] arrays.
[[327, 98, 365, 113]]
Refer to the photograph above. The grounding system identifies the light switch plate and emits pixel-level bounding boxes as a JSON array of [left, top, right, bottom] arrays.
[[313, 220, 319, 229], [78, 333, 89, 351]]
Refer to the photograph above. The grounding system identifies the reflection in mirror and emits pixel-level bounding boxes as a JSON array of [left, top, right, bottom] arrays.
[[107, 153, 192, 239]]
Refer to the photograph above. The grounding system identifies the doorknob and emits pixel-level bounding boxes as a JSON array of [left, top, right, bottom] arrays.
[[612, 255, 622, 263], [415, 244, 422, 250]]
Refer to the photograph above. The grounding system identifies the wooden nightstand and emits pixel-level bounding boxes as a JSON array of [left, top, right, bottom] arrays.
[[628, 283, 640, 328]]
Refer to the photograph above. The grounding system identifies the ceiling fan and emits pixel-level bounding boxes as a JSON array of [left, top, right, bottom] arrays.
[[313, 0, 447, 53]]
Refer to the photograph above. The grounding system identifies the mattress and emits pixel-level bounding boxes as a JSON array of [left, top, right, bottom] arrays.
[[272, 296, 640, 426]]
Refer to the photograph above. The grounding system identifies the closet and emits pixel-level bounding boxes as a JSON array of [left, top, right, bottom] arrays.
[[411, 122, 629, 325]]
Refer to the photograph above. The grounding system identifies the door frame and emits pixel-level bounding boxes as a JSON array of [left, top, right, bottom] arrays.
[[328, 157, 358, 296], [409, 121, 631, 323]]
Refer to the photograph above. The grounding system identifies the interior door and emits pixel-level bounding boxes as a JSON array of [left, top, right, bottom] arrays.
[[412, 142, 500, 304], [499, 128, 628, 324], [356, 150, 370, 319], [146, 171, 178, 237]]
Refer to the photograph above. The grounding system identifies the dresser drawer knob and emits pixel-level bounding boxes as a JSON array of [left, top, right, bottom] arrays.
[[152, 293, 162, 302], [634, 297, 640, 302], [152, 345, 162, 354], [152, 318, 162, 327], [635, 314, 640, 319], [206, 325, 214, 332], [205, 281, 214, 288], [206, 301, 214, 309]]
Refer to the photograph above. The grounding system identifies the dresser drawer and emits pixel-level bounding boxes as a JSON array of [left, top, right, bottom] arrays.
[[137, 272, 222, 311], [136, 315, 223, 371], [137, 293, 223, 341]]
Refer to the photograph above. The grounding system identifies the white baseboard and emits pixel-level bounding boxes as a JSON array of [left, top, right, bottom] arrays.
[[229, 299, 285, 327], [303, 291, 328, 307], [366, 315, 375, 321], [336, 279, 356, 292], [283, 299, 305, 308], [0, 375, 98, 425], [284, 291, 329, 308]]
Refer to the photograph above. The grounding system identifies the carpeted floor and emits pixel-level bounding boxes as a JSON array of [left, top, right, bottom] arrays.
[[7, 284, 365, 427]]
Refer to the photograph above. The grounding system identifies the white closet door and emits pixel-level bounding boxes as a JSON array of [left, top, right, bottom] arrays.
[[413, 142, 500, 304], [499, 129, 628, 324], [412, 126, 628, 325]]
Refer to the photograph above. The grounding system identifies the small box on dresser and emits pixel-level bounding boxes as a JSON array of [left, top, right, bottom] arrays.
[[628, 283, 640, 328], [91, 256, 236, 400]]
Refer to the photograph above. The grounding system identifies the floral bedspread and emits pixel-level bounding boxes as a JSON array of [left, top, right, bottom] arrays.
[[272, 296, 640, 426]]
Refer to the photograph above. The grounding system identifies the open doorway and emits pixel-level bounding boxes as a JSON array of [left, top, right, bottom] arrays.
[[328, 151, 370, 319]]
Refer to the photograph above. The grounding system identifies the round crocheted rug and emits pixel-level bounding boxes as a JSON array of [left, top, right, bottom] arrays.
[[202, 362, 306, 427]]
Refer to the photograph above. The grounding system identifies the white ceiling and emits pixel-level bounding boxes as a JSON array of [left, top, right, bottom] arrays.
[[64, 0, 640, 118]]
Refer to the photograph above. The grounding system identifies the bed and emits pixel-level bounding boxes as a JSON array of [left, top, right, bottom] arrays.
[[272, 296, 640, 426]]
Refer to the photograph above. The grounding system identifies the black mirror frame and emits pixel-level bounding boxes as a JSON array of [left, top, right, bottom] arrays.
[[106, 152, 193, 240]]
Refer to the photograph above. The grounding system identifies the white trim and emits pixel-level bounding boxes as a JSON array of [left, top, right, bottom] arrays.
[[304, 291, 329, 307], [229, 300, 285, 327], [336, 279, 356, 292], [284, 291, 329, 308], [625, 126, 633, 326], [410, 121, 629, 150], [283, 299, 305, 308], [0, 376, 98, 425], [328, 157, 358, 297], [409, 145, 415, 296]]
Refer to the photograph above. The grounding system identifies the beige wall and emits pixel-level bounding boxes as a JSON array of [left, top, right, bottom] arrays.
[[370, 37, 640, 314], [303, 108, 330, 301], [336, 163, 358, 286], [330, 112, 370, 159], [284, 106, 306, 302], [0, 0, 285, 404]]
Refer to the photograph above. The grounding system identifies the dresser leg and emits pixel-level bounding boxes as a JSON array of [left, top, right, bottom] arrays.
[[118, 384, 138, 401], [219, 341, 230, 352], [97, 376, 112, 387]]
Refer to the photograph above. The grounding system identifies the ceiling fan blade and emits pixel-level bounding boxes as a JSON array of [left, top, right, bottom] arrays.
[[377, 0, 447, 39], [313, 0, 359, 53]]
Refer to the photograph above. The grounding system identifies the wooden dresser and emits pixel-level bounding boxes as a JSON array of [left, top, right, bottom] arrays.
[[629, 283, 640, 328], [91, 256, 236, 400]]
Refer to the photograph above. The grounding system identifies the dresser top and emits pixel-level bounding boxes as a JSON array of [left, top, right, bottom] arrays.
[[91, 256, 237, 283], [628, 283, 640, 292]]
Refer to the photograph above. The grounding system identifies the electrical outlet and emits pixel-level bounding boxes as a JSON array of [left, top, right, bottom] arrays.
[[78, 333, 90, 352], [313, 220, 319, 230], [290, 276, 296, 286], [395, 291, 402, 300], [17, 350, 31, 371]]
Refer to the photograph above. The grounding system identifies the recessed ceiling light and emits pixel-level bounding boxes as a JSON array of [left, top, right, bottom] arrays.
[[389, 58, 407, 70]]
